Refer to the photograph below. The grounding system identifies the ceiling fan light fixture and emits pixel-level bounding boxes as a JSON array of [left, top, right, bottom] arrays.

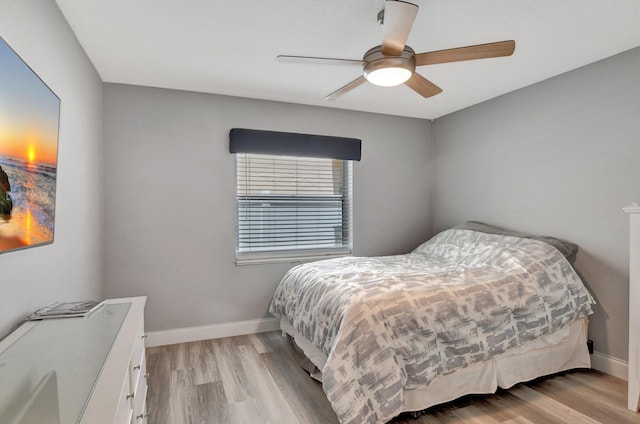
[[365, 66, 412, 87], [362, 45, 416, 88]]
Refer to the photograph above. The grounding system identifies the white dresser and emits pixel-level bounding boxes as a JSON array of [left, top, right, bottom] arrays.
[[624, 204, 640, 412], [0, 296, 148, 424]]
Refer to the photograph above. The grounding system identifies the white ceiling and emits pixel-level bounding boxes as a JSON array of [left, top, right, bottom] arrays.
[[55, 0, 640, 120]]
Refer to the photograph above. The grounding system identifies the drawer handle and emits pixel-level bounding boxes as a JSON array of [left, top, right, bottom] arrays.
[[126, 393, 135, 400], [133, 365, 141, 370], [136, 413, 150, 420], [141, 335, 148, 339]]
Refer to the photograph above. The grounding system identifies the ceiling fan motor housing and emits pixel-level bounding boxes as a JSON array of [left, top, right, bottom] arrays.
[[363, 45, 416, 86]]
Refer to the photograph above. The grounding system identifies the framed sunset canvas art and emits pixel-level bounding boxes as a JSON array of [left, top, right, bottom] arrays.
[[0, 36, 60, 253]]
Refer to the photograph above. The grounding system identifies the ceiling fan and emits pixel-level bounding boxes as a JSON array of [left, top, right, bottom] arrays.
[[277, 0, 515, 100]]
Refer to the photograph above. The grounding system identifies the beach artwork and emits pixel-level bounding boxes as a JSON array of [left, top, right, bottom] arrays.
[[0, 37, 60, 253]]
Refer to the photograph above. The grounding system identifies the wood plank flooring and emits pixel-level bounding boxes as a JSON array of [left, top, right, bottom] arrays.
[[145, 331, 640, 424]]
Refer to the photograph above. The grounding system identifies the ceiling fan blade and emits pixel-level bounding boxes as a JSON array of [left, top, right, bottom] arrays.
[[414, 40, 516, 66], [277, 55, 363, 66], [325, 76, 367, 100], [381, 0, 419, 56], [404, 73, 443, 98]]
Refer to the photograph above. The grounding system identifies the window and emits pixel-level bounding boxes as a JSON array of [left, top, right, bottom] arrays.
[[235, 153, 352, 263], [229, 128, 361, 264]]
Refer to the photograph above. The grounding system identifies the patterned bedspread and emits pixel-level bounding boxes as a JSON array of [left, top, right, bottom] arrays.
[[269, 229, 593, 424]]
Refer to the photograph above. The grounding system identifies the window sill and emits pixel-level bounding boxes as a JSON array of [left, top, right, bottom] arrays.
[[235, 251, 351, 266]]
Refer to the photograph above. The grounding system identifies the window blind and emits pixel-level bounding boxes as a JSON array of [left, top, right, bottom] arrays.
[[236, 153, 352, 260]]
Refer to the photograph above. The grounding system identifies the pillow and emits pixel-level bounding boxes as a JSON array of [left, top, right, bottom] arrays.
[[454, 221, 579, 264]]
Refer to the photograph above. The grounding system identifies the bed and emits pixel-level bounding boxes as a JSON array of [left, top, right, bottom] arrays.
[[269, 222, 594, 424]]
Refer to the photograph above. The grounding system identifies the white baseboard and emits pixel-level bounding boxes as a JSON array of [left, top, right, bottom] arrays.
[[591, 350, 628, 380], [145, 317, 280, 347]]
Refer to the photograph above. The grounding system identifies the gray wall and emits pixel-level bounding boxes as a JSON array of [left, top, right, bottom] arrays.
[[103, 84, 433, 332], [0, 0, 104, 338], [432, 47, 640, 361]]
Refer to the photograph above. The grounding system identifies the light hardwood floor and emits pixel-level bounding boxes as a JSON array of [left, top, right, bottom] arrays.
[[145, 332, 640, 424]]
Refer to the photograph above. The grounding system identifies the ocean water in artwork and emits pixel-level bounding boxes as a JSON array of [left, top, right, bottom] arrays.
[[0, 156, 56, 248]]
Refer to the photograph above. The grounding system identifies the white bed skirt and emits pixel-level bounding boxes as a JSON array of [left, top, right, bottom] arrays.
[[280, 316, 590, 416]]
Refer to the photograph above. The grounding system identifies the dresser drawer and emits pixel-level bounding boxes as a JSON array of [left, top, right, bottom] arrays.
[[130, 346, 146, 394], [130, 337, 147, 423], [131, 321, 145, 377], [114, 369, 133, 424], [132, 384, 148, 423]]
